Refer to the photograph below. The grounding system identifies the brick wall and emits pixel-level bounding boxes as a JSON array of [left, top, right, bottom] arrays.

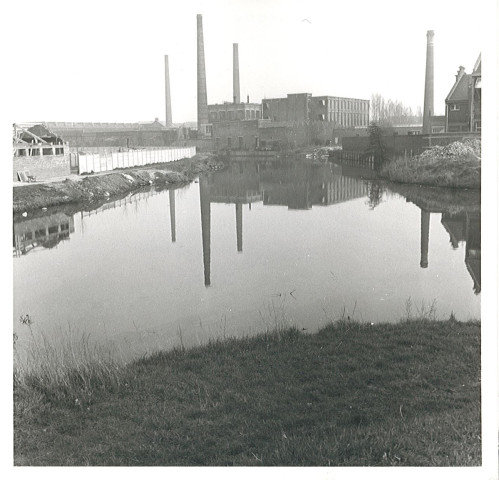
[[342, 135, 426, 155], [13, 154, 70, 181], [342, 132, 480, 156], [213, 121, 260, 150], [48, 128, 179, 148]]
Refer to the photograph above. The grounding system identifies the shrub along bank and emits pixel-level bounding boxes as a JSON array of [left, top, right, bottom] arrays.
[[14, 318, 481, 466]]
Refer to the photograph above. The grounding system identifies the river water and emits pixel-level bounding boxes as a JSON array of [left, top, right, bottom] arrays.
[[13, 159, 481, 362]]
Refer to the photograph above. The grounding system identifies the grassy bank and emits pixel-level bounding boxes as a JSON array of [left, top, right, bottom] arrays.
[[14, 318, 481, 466], [381, 140, 481, 189], [12, 154, 221, 213]]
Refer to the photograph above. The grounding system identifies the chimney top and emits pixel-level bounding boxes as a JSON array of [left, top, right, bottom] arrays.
[[426, 30, 434, 45], [456, 66, 466, 81]]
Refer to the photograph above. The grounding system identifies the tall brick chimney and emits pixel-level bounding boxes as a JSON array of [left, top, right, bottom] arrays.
[[164, 55, 172, 127], [422, 30, 434, 135], [233, 43, 240, 104], [197, 14, 208, 135]]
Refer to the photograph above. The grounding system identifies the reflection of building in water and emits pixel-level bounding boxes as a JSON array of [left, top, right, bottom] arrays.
[[441, 212, 481, 294], [14, 189, 167, 258], [201, 162, 263, 261], [80, 189, 161, 219], [415, 206, 481, 293], [198, 161, 369, 286], [260, 163, 367, 209], [13, 213, 75, 257]]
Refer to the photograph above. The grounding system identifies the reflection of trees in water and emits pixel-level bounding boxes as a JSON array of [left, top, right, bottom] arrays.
[[366, 182, 384, 210]]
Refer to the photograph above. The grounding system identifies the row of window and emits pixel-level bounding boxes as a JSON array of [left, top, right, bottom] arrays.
[[318, 112, 369, 126], [265, 99, 369, 112], [316, 99, 369, 112], [209, 110, 262, 121]]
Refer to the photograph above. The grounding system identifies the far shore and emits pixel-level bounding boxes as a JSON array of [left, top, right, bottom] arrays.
[[12, 154, 222, 214]]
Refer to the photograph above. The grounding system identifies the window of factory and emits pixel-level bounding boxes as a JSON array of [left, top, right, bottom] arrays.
[[215, 137, 220, 149], [228, 137, 232, 149], [245, 111, 250, 120], [251, 110, 255, 119], [228, 111, 234, 121], [319, 114, 325, 120], [256, 110, 261, 119], [238, 136, 243, 149], [321, 100, 326, 106], [238, 110, 244, 120], [450, 104, 460, 111], [220, 111, 226, 121]]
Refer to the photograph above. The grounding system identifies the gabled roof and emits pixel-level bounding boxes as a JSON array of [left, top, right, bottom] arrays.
[[472, 53, 481, 76], [445, 73, 471, 103]]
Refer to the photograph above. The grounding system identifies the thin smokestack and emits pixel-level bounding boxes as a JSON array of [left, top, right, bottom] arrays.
[[422, 30, 434, 135], [233, 43, 240, 104], [164, 55, 172, 127], [197, 14, 208, 134]]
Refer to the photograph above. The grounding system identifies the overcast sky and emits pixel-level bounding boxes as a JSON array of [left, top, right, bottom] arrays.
[[4, 0, 491, 124]]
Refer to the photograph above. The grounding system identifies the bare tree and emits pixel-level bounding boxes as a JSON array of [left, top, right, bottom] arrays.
[[370, 93, 422, 126]]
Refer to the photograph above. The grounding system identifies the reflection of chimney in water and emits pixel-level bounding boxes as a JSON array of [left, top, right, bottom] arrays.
[[169, 189, 176, 242], [236, 203, 242, 252], [420, 210, 430, 268], [199, 176, 211, 286]]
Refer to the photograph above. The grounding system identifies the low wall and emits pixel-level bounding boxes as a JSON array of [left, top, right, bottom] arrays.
[[78, 146, 196, 174], [342, 132, 481, 157], [13, 154, 70, 181]]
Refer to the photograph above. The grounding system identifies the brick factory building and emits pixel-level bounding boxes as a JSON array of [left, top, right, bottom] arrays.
[[262, 93, 370, 127]]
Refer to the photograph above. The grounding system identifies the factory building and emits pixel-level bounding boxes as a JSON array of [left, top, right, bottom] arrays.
[[262, 93, 369, 127], [208, 101, 262, 123]]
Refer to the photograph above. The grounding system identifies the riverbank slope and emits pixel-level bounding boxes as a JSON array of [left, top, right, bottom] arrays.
[[13, 154, 222, 214], [14, 318, 480, 466], [380, 140, 481, 189]]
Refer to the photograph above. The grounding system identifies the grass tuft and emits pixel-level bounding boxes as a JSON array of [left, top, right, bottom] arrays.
[[14, 313, 481, 466]]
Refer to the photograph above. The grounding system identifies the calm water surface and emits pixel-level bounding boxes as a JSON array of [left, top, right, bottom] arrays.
[[13, 160, 481, 361]]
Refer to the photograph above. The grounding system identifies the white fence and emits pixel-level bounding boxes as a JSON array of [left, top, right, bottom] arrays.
[[78, 147, 196, 174]]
